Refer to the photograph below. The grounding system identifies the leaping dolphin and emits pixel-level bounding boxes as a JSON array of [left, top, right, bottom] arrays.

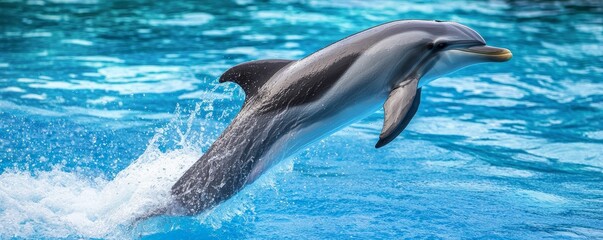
[[171, 20, 512, 215]]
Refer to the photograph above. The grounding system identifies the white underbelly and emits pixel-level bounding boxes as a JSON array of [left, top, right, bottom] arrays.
[[297, 97, 383, 148], [247, 95, 384, 182]]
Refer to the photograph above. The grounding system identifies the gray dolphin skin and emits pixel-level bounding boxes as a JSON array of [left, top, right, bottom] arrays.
[[170, 20, 512, 215]]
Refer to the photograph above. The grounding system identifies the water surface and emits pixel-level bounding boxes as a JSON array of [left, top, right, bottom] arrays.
[[0, 0, 602, 239]]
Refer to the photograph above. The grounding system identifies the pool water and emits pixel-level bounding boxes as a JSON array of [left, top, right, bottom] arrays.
[[1, 0, 602, 239]]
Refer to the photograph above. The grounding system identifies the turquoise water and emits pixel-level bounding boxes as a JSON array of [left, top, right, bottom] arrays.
[[1, 0, 602, 238]]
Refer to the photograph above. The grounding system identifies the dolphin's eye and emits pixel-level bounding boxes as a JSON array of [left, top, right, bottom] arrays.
[[427, 43, 434, 50], [437, 43, 447, 49]]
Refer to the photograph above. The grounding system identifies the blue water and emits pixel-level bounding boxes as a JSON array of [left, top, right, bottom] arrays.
[[1, 0, 602, 239]]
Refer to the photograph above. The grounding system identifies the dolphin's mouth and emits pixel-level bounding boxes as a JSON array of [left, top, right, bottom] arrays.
[[457, 45, 512, 62]]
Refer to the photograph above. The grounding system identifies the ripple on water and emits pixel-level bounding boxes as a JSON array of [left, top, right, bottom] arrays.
[[146, 13, 214, 27], [28, 80, 195, 95], [98, 65, 184, 80], [60, 39, 94, 46], [224, 47, 304, 59], [254, 11, 346, 26], [0, 87, 26, 93], [45, 0, 99, 4], [0, 0, 602, 238], [27, 65, 198, 95], [476, 165, 536, 178], [86, 96, 118, 105], [527, 142, 603, 169], [516, 190, 568, 204], [422, 181, 504, 192], [411, 116, 491, 137], [21, 31, 52, 38], [178, 90, 231, 100], [0, 100, 65, 117], [61, 56, 125, 64], [20, 93, 47, 100], [584, 131, 603, 140], [202, 26, 252, 36], [431, 75, 528, 99]]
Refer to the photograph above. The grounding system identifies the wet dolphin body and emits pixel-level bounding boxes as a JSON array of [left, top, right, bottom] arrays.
[[171, 20, 512, 215]]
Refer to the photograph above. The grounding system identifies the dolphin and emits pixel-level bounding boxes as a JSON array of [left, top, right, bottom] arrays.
[[170, 20, 512, 215]]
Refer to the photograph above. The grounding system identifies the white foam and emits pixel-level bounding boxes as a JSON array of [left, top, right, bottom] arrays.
[[0, 99, 287, 238], [0, 105, 209, 238], [0, 148, 197, 239]]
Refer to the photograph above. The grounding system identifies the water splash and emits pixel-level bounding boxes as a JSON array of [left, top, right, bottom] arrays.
[[0, 105, 207, 238]]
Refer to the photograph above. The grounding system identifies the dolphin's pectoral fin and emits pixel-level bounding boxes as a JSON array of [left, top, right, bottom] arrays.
[[375, 81, 421, 148], [219, 59, 295, 99]]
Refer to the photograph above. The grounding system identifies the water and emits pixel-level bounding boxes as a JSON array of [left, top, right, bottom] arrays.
[[1, 0, 602, 238]]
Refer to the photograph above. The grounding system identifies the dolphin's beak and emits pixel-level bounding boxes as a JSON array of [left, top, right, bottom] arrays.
[[457, 45, 512, 62]]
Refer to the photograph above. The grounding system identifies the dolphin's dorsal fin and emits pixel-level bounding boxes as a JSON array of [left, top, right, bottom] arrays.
[[375, 80, 421, 148], [219, 59, 295, 99]]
